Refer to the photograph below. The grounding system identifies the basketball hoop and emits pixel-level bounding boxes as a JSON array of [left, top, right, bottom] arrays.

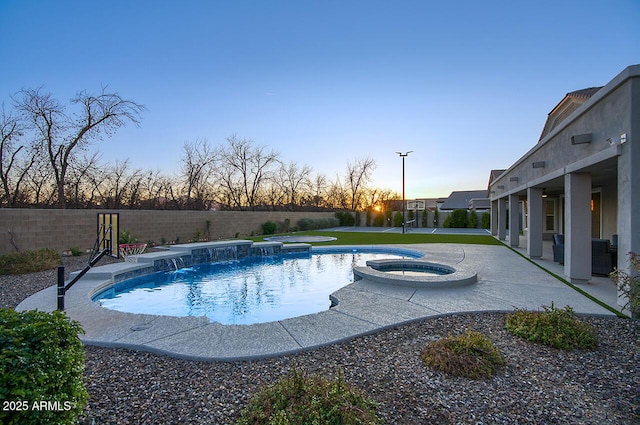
[[119, 243, 147, 261]]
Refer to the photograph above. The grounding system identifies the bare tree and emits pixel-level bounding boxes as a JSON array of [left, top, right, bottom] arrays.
[[306, 173, 328, 208], [66, 152, 103, 207], [216, 135, 280, 210], [15, 87, 144, 207], [96, 159, 144, 208], [23, 152, 55, 206], [276, 160, 313, 210], [0, 105, 37, 206], [345, 156, 377, 211], [178, 138, 217, 209], [325, 175, 349, 210], [137, 169, 173, 209]]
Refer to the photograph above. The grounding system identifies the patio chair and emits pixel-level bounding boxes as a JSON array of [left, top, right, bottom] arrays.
[[592, 239, 614, 276], [552, 234, 564, 264]]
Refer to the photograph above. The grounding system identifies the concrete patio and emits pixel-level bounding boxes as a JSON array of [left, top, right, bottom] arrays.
[[16, 238, 624, 361]]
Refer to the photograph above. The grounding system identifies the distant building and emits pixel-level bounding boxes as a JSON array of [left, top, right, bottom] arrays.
[[439, 190, 489, 211]]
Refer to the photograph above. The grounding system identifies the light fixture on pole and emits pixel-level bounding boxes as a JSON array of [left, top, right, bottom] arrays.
[[396, 151, 413, 234]]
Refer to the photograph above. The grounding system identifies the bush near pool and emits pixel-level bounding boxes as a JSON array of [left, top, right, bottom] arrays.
[[0, 309, 88, 425]]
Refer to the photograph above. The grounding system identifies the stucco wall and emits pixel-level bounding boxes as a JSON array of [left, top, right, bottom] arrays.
[[0, 209, 337, 255], [490, 77, 632, 195]]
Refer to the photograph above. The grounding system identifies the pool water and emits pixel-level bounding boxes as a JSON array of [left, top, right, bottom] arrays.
[[94, 249, 420, 325]]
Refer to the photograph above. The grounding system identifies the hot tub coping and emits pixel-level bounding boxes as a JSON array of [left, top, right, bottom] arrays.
[[353, 258, 477, 288]]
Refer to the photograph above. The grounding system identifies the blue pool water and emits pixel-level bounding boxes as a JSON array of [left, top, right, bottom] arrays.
[[94, 248, 422, 325]]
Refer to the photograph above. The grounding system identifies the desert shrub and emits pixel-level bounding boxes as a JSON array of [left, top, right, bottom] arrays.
[[297, 217, 339, 231], [481, 211, 491, 229], [0, 248, 61, 275], [276, 218, 291, 233], [261, 221, 277, 235], [236, 369, 381, 425], [505, 304, 597, 350], [0, 309, 88, 425], [334, 211, 355, 226], [421, 330, 506, 379], [610, 252, 640, 318]]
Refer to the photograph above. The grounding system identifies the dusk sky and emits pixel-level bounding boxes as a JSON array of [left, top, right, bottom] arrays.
[[1, 0, 638, 199]]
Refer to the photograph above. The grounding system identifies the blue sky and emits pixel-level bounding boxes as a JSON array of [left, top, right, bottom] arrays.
[[1, 0, 638, 199]]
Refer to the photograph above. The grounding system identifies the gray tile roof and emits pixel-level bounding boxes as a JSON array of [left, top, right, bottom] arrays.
[[440, 190, 488, 210]]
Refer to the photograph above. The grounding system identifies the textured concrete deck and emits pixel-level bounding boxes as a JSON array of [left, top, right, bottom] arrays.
[[16, 243, 623, 361]]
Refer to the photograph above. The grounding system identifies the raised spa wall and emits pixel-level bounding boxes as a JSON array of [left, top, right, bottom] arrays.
[[70, 240, 312, 285]]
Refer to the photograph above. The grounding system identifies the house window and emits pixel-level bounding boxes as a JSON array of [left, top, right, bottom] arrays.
[[544, 199, 556, 232]]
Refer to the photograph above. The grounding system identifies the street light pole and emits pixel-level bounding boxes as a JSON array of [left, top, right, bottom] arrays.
[[396, 151, 413, 234]]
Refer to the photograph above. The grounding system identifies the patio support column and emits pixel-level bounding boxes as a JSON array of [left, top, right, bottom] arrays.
[[508, 194, 520, 247], [527, 187, 543, 258], [617, 125, 639, 313], [564, 172, 592, 284], [497, 197, 507, 240], [490, 200, 498, 236]]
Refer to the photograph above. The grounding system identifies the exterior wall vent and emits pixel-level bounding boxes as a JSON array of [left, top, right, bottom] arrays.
[[571, 133, 592, 144]]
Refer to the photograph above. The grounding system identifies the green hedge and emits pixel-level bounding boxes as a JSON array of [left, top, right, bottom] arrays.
[[393, 211, 403, 227], [334, 211, 355, 226], [297, 217, 339, 231], [0, 309, 88, 425], [444, 209, 468, 228], [481, 212, 491, 229]]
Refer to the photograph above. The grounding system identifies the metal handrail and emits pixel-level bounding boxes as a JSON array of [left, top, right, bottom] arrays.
[[57, 225, 112, 311]]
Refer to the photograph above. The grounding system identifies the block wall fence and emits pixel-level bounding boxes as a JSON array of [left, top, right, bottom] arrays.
[[0, 209, 336, 255]]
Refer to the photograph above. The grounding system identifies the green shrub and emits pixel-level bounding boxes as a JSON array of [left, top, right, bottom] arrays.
[[393, 211, 403, 227], [69, 247, 83, 257], [373, 212, 385, 227], [421, 330, 506, 379], [505, 304, 597, 350], [297, 217, 339, 231], [261, 221, 277, 235], [468, 209, 478, 228], [0, 248, 61, 275], [236, 369, 381, 425], [334, 211, 355, 226], [0, 309, 88, 425], [449, 209, 468, 228], [481, 212, 491, 229], [119, 230, 138, 244]]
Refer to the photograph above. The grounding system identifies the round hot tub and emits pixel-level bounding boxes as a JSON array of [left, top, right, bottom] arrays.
[[353, 259, 476, 288]]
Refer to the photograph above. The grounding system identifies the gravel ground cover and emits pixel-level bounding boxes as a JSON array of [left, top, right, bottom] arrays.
[[1, 254, 638, 424]]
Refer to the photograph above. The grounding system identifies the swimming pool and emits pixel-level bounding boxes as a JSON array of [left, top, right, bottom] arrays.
[[94, 247, 423, 325]]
